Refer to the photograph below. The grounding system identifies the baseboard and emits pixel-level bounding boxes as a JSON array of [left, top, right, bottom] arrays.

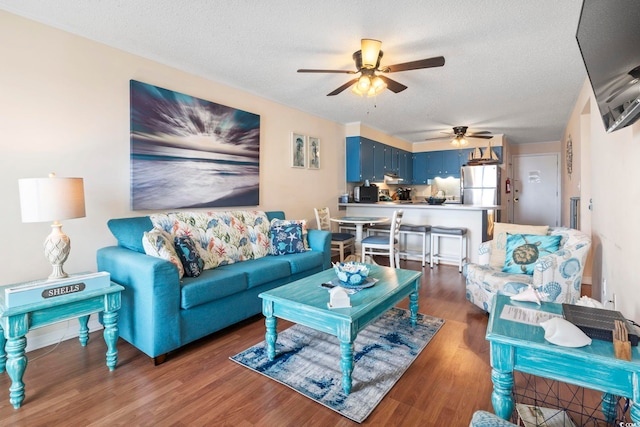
[[25, 314, 103, 352]]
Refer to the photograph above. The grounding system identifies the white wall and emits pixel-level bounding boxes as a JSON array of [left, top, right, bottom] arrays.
[[0, 11, 346, 349], [564, 78, 640, 322]]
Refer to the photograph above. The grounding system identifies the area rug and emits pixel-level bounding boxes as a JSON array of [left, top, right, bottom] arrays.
[[230, 307, 445, 423]]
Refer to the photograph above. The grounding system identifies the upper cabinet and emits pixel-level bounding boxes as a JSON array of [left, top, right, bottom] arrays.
[[346, 136, 386, 182], [347, 136, 502, 184]]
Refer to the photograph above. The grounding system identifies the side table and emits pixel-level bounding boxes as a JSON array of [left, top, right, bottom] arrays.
[[486, 294, 640, 423], [0, 283, 123, 409]]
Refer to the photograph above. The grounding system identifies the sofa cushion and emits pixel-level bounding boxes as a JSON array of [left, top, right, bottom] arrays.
[[142, 228, 185, 279], [108, 216, 153, 253], [175, 235, 205, 277], [217, 256, 291, 288], [502, 233, 562, 275], [276, 250, 325, 274], [180, 268, 248, 309], [270, 220, 308, 255], [490, 223, 549, 268]]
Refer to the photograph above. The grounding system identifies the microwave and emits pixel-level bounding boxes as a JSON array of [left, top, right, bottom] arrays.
[[354, 184, 378, 203]]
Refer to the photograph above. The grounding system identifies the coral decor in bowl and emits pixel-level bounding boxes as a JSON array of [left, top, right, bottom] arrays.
[[426, 196, 446, 205], [333, 262, 370, 287]]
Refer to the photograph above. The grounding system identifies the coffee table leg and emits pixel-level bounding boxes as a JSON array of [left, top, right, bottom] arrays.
[[265, 315, 277, 361], [491, 368, 514, 420], [6, 335, 27, 409], [340, 340, 354, 395], [410, 282, 419, 326]]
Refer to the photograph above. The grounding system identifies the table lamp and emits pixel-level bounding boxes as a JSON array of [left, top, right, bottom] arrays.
[[18, 173, 86, 280]]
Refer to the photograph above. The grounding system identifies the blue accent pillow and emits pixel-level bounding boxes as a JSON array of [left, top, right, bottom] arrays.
[[270, 222, 307, 255], [502, 233, 562, 275], [174, 236, 205, 277]]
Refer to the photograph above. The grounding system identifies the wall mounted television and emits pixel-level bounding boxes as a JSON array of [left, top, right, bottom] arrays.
[[576, 0, 640, 133]]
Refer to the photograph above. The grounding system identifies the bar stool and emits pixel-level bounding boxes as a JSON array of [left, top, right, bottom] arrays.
[[367, 223, 431, 267], [430, 226, 467, 272]]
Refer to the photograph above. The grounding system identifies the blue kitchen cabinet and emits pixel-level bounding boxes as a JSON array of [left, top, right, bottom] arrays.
[[384, 146, 400, 175], [425, 151, 443, 178], [398, 150, 413, 183], [441, 150, 461, 177], [412, 152, 429, 184], [346, 136, 386, 182]]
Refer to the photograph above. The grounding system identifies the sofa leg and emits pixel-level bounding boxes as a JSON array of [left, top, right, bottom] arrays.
[[153, 354, 168, 365]]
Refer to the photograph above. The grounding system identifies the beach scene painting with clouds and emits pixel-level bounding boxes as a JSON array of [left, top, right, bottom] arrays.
[[130, 80, 260, 210]]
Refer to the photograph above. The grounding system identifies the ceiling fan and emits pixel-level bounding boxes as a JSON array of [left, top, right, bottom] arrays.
[[426, 126, 494, 147], [297, 39, 445, 97]]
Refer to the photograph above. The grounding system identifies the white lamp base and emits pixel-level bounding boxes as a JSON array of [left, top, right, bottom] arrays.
[[44, 221, 70, 280]]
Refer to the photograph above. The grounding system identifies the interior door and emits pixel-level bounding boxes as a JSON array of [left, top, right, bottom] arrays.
[[512, 153, 560, 226]]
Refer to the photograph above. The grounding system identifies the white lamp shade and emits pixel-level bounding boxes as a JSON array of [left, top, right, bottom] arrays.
[[361, 39, 382, 68], [19, 176, 86, 223]]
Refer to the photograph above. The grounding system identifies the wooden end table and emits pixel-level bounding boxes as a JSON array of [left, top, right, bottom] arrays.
[[0, 283, 123, 409]]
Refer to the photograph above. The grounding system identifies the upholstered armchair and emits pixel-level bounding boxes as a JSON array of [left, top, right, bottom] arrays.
[[469, 411, 517, 426], [465, 226, 591, 313]]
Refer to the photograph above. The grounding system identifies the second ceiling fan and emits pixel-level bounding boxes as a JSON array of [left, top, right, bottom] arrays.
[[297, 39, 445, 97]]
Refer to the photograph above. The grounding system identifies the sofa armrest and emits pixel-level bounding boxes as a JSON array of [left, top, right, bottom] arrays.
[[532, 239, 591, 304], [478, 241, 492, 266], [307, 229, 332, 270], [97, 246, 181, 358]]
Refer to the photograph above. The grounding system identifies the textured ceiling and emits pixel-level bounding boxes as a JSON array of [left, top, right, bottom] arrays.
[[0, 0, 588, 144]]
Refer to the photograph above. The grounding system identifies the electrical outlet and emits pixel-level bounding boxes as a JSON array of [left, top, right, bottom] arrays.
[[612, 293, 617, 310]]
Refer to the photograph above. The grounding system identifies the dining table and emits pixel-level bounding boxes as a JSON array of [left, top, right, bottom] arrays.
[[330, 216, 389, 255]]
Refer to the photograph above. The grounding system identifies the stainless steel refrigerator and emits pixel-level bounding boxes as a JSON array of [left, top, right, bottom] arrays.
[[461, 164, 501, 239], [461, 164, 501, 206]]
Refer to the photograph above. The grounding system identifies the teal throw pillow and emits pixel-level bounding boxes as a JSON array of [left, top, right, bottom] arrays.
[[502, 233, 562, 275], [270, 222, 307, 255]]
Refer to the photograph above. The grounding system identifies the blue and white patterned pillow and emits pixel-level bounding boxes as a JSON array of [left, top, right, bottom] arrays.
[[502, 233, 562, 275], [270, 222, 307, 255], [174, 235, 205, 277]]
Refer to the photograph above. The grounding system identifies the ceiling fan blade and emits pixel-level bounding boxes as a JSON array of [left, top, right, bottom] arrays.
[[468, 130, 492, 135], [297, 69, 356, 74], [468, 135, 494, 139], [383, 56, 445, 73], [377, 75, 408, 93], [327, 78, 359, 96]]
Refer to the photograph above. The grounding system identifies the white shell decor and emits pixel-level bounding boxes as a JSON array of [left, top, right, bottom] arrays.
[[510, 285, 547, 305], [540, 317, 592, 348], [575, 295, 605, 309]]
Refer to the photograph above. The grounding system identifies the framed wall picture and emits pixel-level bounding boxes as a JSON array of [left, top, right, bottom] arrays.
[[307, 137, 320, 169], [291, 133, 306, 168]]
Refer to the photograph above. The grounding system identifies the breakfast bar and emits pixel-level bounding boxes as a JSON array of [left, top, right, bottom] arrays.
[[339, 202, 501, 264]]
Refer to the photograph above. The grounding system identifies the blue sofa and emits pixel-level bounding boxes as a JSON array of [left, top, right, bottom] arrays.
[[96, 211, 331, 363]]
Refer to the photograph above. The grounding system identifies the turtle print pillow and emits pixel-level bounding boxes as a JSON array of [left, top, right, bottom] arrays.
[[502, 233, 562, 275]]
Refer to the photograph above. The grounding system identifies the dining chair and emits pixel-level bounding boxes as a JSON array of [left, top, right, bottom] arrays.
[[313, 207, 356, 262], [361, 210, 403, 268]]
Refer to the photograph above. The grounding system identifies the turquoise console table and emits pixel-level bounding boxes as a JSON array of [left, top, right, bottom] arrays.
[[486, 294, 640, 423], [0, 283, 123, 408]]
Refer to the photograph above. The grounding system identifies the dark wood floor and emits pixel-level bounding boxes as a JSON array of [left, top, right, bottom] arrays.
[[0, 260, 496, 426]]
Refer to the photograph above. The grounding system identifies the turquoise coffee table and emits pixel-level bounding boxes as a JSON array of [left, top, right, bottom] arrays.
[[259, 264, 422, 395]]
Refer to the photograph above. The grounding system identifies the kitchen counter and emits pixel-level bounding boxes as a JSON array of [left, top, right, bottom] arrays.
[[338, 202, 501, 264], [339, 202, 501, 210]]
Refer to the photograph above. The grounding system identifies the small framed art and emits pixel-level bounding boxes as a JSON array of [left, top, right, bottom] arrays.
[[291, 133, 306, 168], [307, 137, 320, 169]]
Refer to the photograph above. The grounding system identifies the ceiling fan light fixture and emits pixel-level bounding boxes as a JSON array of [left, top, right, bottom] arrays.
[[357, 75, 371, 92], [361, 39, 382, 68], [371, 76, 387, 93], [451, 136, 468, 147]]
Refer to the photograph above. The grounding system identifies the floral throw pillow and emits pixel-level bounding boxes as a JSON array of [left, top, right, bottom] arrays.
[[142, 228, 185, 279], [174, 235, 205, 277], [270, 222, 307, 255], [502, 233, 562, 275]]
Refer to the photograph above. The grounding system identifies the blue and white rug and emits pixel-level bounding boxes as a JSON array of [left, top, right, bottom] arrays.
[[230, 307, 445, 423]]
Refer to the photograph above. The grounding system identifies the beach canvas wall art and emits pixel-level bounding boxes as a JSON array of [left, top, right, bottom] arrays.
[[130, 80, 260, 210]]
